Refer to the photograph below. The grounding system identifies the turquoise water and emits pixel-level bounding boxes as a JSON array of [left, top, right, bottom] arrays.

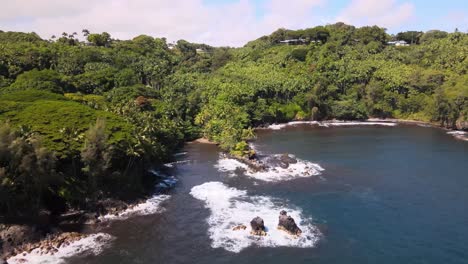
[[69, 124, 468, 264]]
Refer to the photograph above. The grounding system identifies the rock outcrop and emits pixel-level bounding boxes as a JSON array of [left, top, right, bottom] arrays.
[[232, 224, 247, 231], [280, 154, 298, 164], [272, 154, 298, 169], [250, 217, 267, 236], [4, 232, 94, 260], [96, 199, 129, 216], [0, 224, 44, 259], [277, 210, 302, 236], [225, 153, 267, 172], [456, 117, 468, 131]]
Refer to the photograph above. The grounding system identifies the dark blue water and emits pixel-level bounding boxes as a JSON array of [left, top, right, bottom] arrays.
[[69, 124, 468, 264]]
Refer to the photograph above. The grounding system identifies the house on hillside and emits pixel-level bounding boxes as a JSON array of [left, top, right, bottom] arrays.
[[279, 38, 309, 45], [387, 40, 410, 46], [196, 48, 208, 54]]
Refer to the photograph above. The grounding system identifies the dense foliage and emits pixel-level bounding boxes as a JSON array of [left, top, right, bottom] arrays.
[[0, 24, 466, 217]]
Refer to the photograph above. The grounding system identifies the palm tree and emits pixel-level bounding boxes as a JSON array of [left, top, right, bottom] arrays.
[[82, 29, 90, 37]]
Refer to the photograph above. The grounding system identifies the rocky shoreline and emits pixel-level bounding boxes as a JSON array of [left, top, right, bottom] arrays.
[[1, 171, 175, 262], [368, 118, 468, 140], [2, 231, 87, 260], [222, 152, 302, 173], [0, 197, 142, 262], [258, 118, 468, 140], [232, 211, 303, 238], [257, 118, 467, 131]]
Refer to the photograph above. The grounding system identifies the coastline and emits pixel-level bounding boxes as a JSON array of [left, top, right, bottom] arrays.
[[366, 118, 441, 128], [2, 118, 466, 262], [1, 174, 174, 262], [1, 200, 130, 261], [368, 118, 468, 141], [256, 118, 467, 141]]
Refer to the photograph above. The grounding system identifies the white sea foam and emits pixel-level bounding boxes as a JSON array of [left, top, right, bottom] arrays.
[[156, 177, 178, 189], [99, 195, 171, 221], [7, 233, 114, 264], [266, 121, 396, 130], [216, 158, 249, 175], [447, 131, 468, 141], [249, 142, 261, 155], [267, 124, 288, 130], [215, 155, 324, 182], [447, 131, 467, 135], [324, 121, 397, 127], [190, 182, 320, 253], [164, 160, 191, 168]]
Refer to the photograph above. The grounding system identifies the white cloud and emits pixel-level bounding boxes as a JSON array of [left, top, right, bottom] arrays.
[[0, 0, 327, 47], [336, 0, 415, 30], [261, 0, 325, 30]]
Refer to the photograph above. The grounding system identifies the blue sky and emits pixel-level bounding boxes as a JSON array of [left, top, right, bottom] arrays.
[[0, 0, 466, 46], [204, 0, 467, 33]]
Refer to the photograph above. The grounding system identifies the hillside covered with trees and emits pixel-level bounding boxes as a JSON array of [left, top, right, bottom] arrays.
[[0, 23, 467, 218]]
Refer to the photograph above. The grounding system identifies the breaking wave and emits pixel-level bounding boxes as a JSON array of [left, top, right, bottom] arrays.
[[447, 131, 468, 141], [266, 120, 396, 130], [99, 170, 174, 221], [99, 195, 171, 221], [190, 182, 320, 253], [7, 233, 114, 264]]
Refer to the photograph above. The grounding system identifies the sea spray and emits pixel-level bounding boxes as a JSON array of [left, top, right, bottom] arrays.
[[190, 182, 320, 253], [99, 195, 171, 221], [216, 154, 324, 182], [266, 121, 397, 130], [447, 131, 468, 141], [7, 233, 114, 264], [99, 170, 174, 221]]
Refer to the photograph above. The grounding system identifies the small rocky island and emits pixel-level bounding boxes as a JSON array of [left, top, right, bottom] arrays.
[[277, 210, 302, 236], [229, 152, 300, 172], [250, 217, 267, 236], [232, 211, 302, 238]]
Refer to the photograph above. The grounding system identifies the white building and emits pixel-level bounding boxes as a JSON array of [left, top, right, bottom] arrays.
[[387, 40, 410, 46]]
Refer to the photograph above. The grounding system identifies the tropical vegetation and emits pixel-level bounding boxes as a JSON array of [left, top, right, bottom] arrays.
[[0, 24, 466, 217]]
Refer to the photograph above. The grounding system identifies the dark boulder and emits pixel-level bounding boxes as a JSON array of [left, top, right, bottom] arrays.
[[280, 154, 297, 164], [250, 217, 267, 236], [95, 199, 128, 216], [277, 210, 302, 236]]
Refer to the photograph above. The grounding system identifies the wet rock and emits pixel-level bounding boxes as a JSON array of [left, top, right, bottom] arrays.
[[225, 153, 267, 172], [232, 225, 247, 231], [0, 225, 43, 259], [279, 161, 289, 169], [277, 210, 302, 236], [280, 154, 297, 164], [96, 199, 129, 216], [250, 217, 267, 236]]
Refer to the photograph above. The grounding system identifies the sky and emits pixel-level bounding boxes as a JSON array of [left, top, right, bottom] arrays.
[[0, 0, 466, 47]]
